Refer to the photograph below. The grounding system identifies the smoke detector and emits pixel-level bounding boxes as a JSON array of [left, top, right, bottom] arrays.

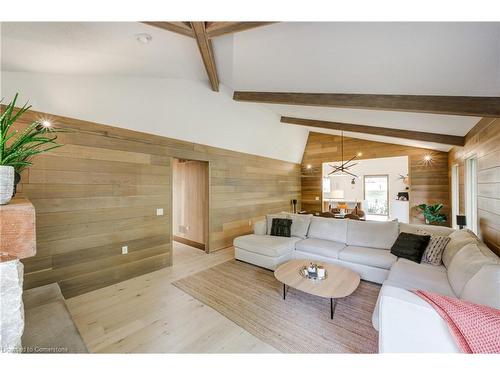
[[135, 33, 152, 44]]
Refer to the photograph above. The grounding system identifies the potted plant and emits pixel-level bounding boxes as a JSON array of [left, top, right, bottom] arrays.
[[1, 94, 63, 205], [417, 203, 447, 224]]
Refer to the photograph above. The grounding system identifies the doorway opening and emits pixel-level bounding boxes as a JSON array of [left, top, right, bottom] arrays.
[[172, 158, 209, 253], [363, 175, 389, 221]]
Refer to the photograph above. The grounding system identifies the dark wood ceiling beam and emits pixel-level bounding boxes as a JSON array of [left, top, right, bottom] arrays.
[[205, 22, 276, 38], [191, 22, 219, 92], [233, 92, 500, 117], [142, 22, 194, 38], [281, 116, 465, 146]]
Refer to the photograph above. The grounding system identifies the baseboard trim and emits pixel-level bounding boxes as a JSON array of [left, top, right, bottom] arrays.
[[173, 236, 206, 251]]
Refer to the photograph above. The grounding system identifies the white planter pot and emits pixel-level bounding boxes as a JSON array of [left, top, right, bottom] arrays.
[[0, 166, 15, 205]]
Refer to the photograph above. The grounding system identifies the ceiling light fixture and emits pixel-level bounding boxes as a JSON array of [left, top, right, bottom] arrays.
[[328, 131, 359, 178], [135, 33, 152, 44]]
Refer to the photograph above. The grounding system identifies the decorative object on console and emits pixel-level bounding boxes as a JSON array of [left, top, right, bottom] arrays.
[[390, 232, 431, 263], [397, 192, 409, 201], [398, 174, 410, 190], [416, 229, 451, 265], [417, 203, 447, 224], [0, 93, 64, 205], [270, 218, 292, 237], [456, 215, 466, 230], [291, 199, 298, 213]]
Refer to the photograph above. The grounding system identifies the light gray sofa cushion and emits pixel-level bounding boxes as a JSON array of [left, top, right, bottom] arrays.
[[338, 246, 397, 270], [447, 243, 495, 296], [233, 234, 301, 257], [399, 223, 454, 237], [387, 258, 456, 297], [284, 213, 313, 239], [253, 220, 267, 235], [460, 264, 500, 309], [347, 220, 399, 250], [295, 238, 346, 259], [441, 230, 477, 268], [307, 216, 348, 243]]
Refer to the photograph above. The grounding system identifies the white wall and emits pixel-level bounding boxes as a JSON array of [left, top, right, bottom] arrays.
[[323, 156, 409, 217], [0, 71, 308, 163]]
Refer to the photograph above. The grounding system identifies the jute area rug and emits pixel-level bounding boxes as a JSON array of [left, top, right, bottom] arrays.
[[173, 260, 380, 353]]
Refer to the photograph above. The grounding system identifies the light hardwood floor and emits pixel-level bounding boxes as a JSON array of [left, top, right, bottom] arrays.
[[65, 242, 278, 353]]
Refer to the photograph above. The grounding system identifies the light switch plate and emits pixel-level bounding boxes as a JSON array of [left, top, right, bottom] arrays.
[[121, 246, 128, 255], [156, 208, 164, 216]]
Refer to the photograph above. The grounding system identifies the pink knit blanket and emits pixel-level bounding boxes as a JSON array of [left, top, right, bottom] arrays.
[[415, 290, 500, 353]]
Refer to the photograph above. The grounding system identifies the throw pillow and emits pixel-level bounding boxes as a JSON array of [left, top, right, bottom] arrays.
[[417, 229, 451, 265], [266, 213, 287, 235], [270, 218, 292, 237], [390, 232, 431, 263]]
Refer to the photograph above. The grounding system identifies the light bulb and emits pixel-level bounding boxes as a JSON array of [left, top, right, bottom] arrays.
[[41, 120, 52, 128]]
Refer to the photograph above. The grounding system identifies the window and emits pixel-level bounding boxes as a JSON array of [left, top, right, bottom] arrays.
[[322, 177, 331, 193], [451, 164, 459, 229], [465, 157, 478, 234], [364, 175, 389, 217]]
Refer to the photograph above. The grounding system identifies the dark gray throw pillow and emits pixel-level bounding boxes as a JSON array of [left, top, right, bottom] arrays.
[[270, 218, 292, 237], [390, 232, 431, 263]]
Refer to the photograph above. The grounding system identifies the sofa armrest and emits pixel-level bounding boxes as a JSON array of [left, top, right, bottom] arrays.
[[379, 285, 460, 353], [254, 220, 267, 235]]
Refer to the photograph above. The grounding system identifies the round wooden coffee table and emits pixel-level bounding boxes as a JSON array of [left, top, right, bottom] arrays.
[[274, 259, 360, 319]]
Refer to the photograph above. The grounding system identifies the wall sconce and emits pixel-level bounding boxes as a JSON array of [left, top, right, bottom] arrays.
[[306, 164, 312, 169], [423, 154, 433, 165]]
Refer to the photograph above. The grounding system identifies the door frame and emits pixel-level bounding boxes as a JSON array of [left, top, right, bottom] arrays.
[[171, 157, 211, 258]]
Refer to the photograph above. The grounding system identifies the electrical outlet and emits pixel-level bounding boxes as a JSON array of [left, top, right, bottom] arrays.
[[121, 246, 128, 255], [156, 208, 164, 216], [315, 196, 320, 201]]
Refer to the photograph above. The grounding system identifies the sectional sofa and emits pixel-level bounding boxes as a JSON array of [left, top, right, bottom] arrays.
[[233, 213, 500, 353]]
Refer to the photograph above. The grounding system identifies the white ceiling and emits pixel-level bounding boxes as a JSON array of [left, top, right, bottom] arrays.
[[1, 22, 206, 79], [2, 21, 499, 154]]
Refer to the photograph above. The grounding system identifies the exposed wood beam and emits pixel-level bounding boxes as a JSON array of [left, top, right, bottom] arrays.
[[205, 22, 276, 38], [233, 92, 500, 117], [191, 22, 219, 92], [142, 22, 194, 38], [281, 116, 466, 146]]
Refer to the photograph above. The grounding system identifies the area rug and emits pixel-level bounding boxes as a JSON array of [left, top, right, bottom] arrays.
[[173, 260, 380, 353]]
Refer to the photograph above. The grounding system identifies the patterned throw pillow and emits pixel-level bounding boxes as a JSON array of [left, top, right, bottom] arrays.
[[270, 218, 292, 237], [417, 229, 451, 265]]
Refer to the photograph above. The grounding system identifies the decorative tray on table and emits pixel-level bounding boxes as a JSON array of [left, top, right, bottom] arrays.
[[299, 263, 328, 281]]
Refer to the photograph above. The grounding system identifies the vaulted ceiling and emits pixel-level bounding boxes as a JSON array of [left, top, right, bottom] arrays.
[[1, 21, 499, 158]]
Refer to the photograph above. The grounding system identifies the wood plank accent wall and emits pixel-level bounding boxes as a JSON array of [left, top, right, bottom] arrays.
[[301, 132, 450, 225], [15, 109, 301, 298], [449, 118, 500, 255]]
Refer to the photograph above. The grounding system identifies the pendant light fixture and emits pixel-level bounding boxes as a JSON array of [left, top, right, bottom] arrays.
[[328, 131, 359, 178]]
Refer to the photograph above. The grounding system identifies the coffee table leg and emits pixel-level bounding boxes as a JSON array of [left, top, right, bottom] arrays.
[[283, 284, 287, 300], [330, 298, 337, 319]]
